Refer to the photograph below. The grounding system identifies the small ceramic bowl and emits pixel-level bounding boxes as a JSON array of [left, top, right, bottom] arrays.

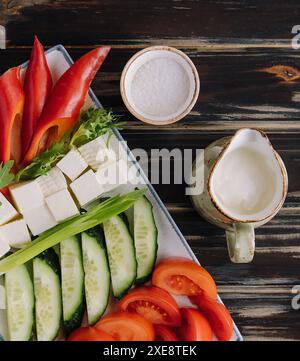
[[120, 46, 200, 125]]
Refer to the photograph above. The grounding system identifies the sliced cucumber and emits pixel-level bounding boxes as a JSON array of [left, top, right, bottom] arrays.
[[82, 226, 110, 325], [33, 249, 62, 341], [133, 195, 158, 283], [5, 264, 34, 341], [103, 215, 136, 298], [60, 236, 85, 336], [124, 207, 134, 236]]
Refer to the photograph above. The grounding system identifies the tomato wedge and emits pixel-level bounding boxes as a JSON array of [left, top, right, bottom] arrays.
[[68, 327, 115, 341], [95, 312, 154, 341], [190, 295, 233, 341], [119, 286, 181, 327], [152, 258, 217, 299], [155, 325, 179, 341], [180, 308, 213, 341]]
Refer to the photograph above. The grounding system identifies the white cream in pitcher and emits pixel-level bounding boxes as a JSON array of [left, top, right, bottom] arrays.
[[208, 128, 286, 226], [192, 128, 287, 262], [211, 147, 278, 217]]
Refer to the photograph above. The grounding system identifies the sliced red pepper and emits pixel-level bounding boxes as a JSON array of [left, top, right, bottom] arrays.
[[23, 46, 111, 164], [21, 36, 52, 157], [0, 67, 25, 164], [1, 187, 11, 198]]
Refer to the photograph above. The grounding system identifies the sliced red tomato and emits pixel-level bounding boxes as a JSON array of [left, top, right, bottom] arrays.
[[180, 308, 213, 341], [155, 325, 179, 341], [118, 286, 181, 327], [68, 327, 115, 341], [190, 294, 233, 341], [152, 258, 217, 299], [95, 312, 154, 341]]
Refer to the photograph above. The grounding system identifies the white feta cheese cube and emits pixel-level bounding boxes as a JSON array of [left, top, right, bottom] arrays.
[[70, 170, 104, 206], [24, 205, 57, 236], [95, 160, 131, 193], [78, 137, 117, 171], [56, 150, 88, 181], [0, 239, 10, 258], [102, 163, 145, 197], [37, 167, 67, 197], [0, 219, 31, 248], [102, 133, 128, 161], [0, 193, 18, 225], [46, 189, 79, 222], [9, 181, 44, 214]]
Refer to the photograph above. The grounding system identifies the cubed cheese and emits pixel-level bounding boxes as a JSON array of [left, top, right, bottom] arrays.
[[0, 193, 18, 225], [37, 167, 67, 197], [0, 285, 5, 309], [24, 205, 57, 236], [70, 170, 104, 206], [102, 133, 128, 160], [0, 238, 10, 258], [46, 189, 79, 222], [102, 163, 145, 197], [9, 181, 44, 214], [0, 219, 31, 248], [56, 150, 88, 181], [79, 137, 117, 171], [95, 159, 131, 193]]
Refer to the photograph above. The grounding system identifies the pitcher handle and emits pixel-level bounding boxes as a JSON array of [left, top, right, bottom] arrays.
[[225, 223, 255, 263]]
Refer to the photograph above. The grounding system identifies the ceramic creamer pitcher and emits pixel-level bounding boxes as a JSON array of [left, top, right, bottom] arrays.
[[190, 128, 288, 263]]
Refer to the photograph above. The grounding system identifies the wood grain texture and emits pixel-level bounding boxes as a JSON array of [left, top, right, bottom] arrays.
[[3, 0, 300, 46], [1, 0, 300, 341]]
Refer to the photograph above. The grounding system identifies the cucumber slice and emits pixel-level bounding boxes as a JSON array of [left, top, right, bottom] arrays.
[[5, 264, 34, 341], [124, 207, 134, 236], [33, 249, 62, 341], [60, 236, 85, 336], [82, 226, 110, 325], [134, 195, 158, 283], [103, 215, 136, 298]]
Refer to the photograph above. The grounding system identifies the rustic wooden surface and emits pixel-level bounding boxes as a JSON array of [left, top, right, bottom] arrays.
[[1, 0, 300, 340]]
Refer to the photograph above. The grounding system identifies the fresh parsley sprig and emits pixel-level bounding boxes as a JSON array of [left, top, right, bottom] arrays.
[[70, 107, 124, 148], [16, 108, 124, 181], [0, 161, 15, 190], [16, 133, 71, 181]]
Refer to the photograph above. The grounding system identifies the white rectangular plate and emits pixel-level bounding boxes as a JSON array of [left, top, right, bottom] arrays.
[[0, 45, 242, 341]]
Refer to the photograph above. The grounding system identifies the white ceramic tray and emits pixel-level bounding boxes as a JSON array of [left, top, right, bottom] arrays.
[[0, 45, 242, 341]]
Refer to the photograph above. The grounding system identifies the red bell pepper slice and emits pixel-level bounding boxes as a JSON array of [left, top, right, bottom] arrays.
[[23, 46, 111, 164], [22, 36, 52, 157], [0, 67, 25, 164]]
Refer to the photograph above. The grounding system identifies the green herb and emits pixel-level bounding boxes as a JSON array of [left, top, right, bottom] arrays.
[[0, 161, 15, 190], [16, 108, 124, 181], [0, 188, 145, 275], [16, 133, 71, 181], [70, 107, 124, 148]]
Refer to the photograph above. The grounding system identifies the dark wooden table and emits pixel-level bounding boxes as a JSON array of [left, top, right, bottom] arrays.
[[1, 0, 300, 341]]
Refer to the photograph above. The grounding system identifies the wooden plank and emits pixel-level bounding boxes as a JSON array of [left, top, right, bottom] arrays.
[[96, 48, 300, 121], [226, 296, 300, 341], [1, 48, 300, 123], [3, 0, 300, 46]]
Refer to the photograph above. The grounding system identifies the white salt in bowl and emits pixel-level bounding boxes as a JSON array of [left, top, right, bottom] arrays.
[[120, 46, 200, 125]]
